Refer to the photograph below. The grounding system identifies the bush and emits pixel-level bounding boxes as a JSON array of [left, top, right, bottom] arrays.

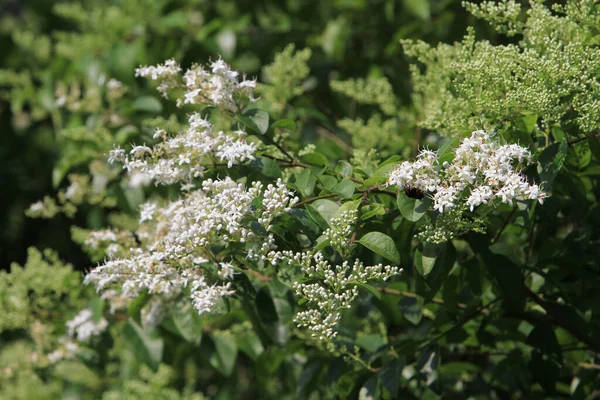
[[1, 0, 600, 398]]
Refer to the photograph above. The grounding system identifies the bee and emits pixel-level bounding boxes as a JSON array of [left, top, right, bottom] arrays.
[[403, 184, 425, 200]]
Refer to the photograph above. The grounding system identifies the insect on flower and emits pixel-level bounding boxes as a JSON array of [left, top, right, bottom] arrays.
[[403, 184, 425, 200]]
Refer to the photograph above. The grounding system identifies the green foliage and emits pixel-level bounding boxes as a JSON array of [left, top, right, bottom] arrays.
[[0, 248, 82, 331], [2, 0, 600, 398], [404, 0, 600, 138]]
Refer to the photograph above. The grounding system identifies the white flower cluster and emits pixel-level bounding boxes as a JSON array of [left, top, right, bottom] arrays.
[[66, 309, 108, 343], [47, 308, 108, 364], [270, 250, 400, 340], [135, 59, 182, 98], [108, 114, 257, 186], [183, 58, 257, 111], [86, 177, 296, 316], [135, 58, 257, 111], [323, 210, 357, 256], [387, 130, 546, 213], [88, 59, 296, 323]]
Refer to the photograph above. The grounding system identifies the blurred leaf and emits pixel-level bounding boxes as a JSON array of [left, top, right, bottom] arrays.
[[244, 108, 270, 134], [404, 0, 430, 20], [398, 296, 423, 325], [359, 232, 400, 264], [131, 96, 163, 113], [123, 320, 164, 369], [397, 191, 430, 222], [209, 334, 238, 376], [271, 118, 296, 131], [537, 141, 567, 185]]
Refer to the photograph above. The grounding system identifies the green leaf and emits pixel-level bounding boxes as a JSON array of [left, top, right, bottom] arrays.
[[312, 199, 339, 225], [301, 152, 329, 167], [334, 199, 361, 219], [333, 179, 355, 199], [482, 252, 525, 311], [127, 290, 151, 324], [335, 160, 353, 177], [244, 108, 270, 134], [358, 232, 400, 264], [363, 163, 395, 186], [398, 296, 423, 325], [249, 156, 281, 178], [209, 334, 238, 376], [419, 242, 445, 276], [360, 203, 385, 220], [270, 118, 296, 131], [358, 283, 382, 300], [306, 204, 331, 230], [54, 361, 101, 389], [359, 376, 381, 400], [295, 168, 316, 197], [397, 191, 430, 222], [380, 358, 405, 398], [526, 323, 561, 357], [356, 334, 386, 352], [319, 175, 338, 190], [537, 141, 568, 185], [519, 113, 538, 133], [123, 320, 164, 369], [172, 297, 202, 344], [403, 0, 430, 20], [131, 96, 163, 113]]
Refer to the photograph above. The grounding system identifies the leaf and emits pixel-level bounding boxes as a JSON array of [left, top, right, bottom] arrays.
[[397, 191, 430, 222], [54, 361, 101, 389], [419, 242, 445, 276], [333, 179, 355, 199], [319, 175, 338, 190], [482, 252, 525, 311], [537, 141, 568, 185], [295, 168, 316, 197], [519, 113, 538, 133], [131, 96, 163, 113], [358, 232, 400, 264], [380, 358, 405, 399], [356, 334, 386, 352], [312, 199, 339, 225], [526, 323, 562, 357], [127, 290, 151, 324], [360, 203, 385, 220], [403, 0, 430, 20], [172, 297, 202, 344], [359, 376, 381, 400], [305, 204, 330, 230], [270, 118, 296, 131], [363, 163, 395, 186], [209, 334, 238, 376], [398, 296, 423, 325], [244, 108, 269, 134], [249, 156, 281, 178], [358, 283, 382, 300], [301, 152, 329, 167], [123, 320, 164, 369], [334, 199, 361, 219], [335, 160, 353, 177], [529, 350, 560, 393]]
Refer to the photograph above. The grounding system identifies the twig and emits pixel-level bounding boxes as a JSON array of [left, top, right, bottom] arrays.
[[293, 193, 339, 208]]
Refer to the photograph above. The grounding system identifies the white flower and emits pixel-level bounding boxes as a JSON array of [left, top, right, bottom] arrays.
[[388, 130, 546, 213], [66, 309, 108, 343]]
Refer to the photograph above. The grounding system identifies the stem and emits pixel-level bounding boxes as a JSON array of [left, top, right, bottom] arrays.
[[417, 298, 500, 351], [378, 287, 467, 309], [492, 206, 518, 243], [293, 193, 339, 208]]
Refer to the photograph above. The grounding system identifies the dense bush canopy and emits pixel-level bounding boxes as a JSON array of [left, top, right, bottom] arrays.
[[1, 0, 600, 399]]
